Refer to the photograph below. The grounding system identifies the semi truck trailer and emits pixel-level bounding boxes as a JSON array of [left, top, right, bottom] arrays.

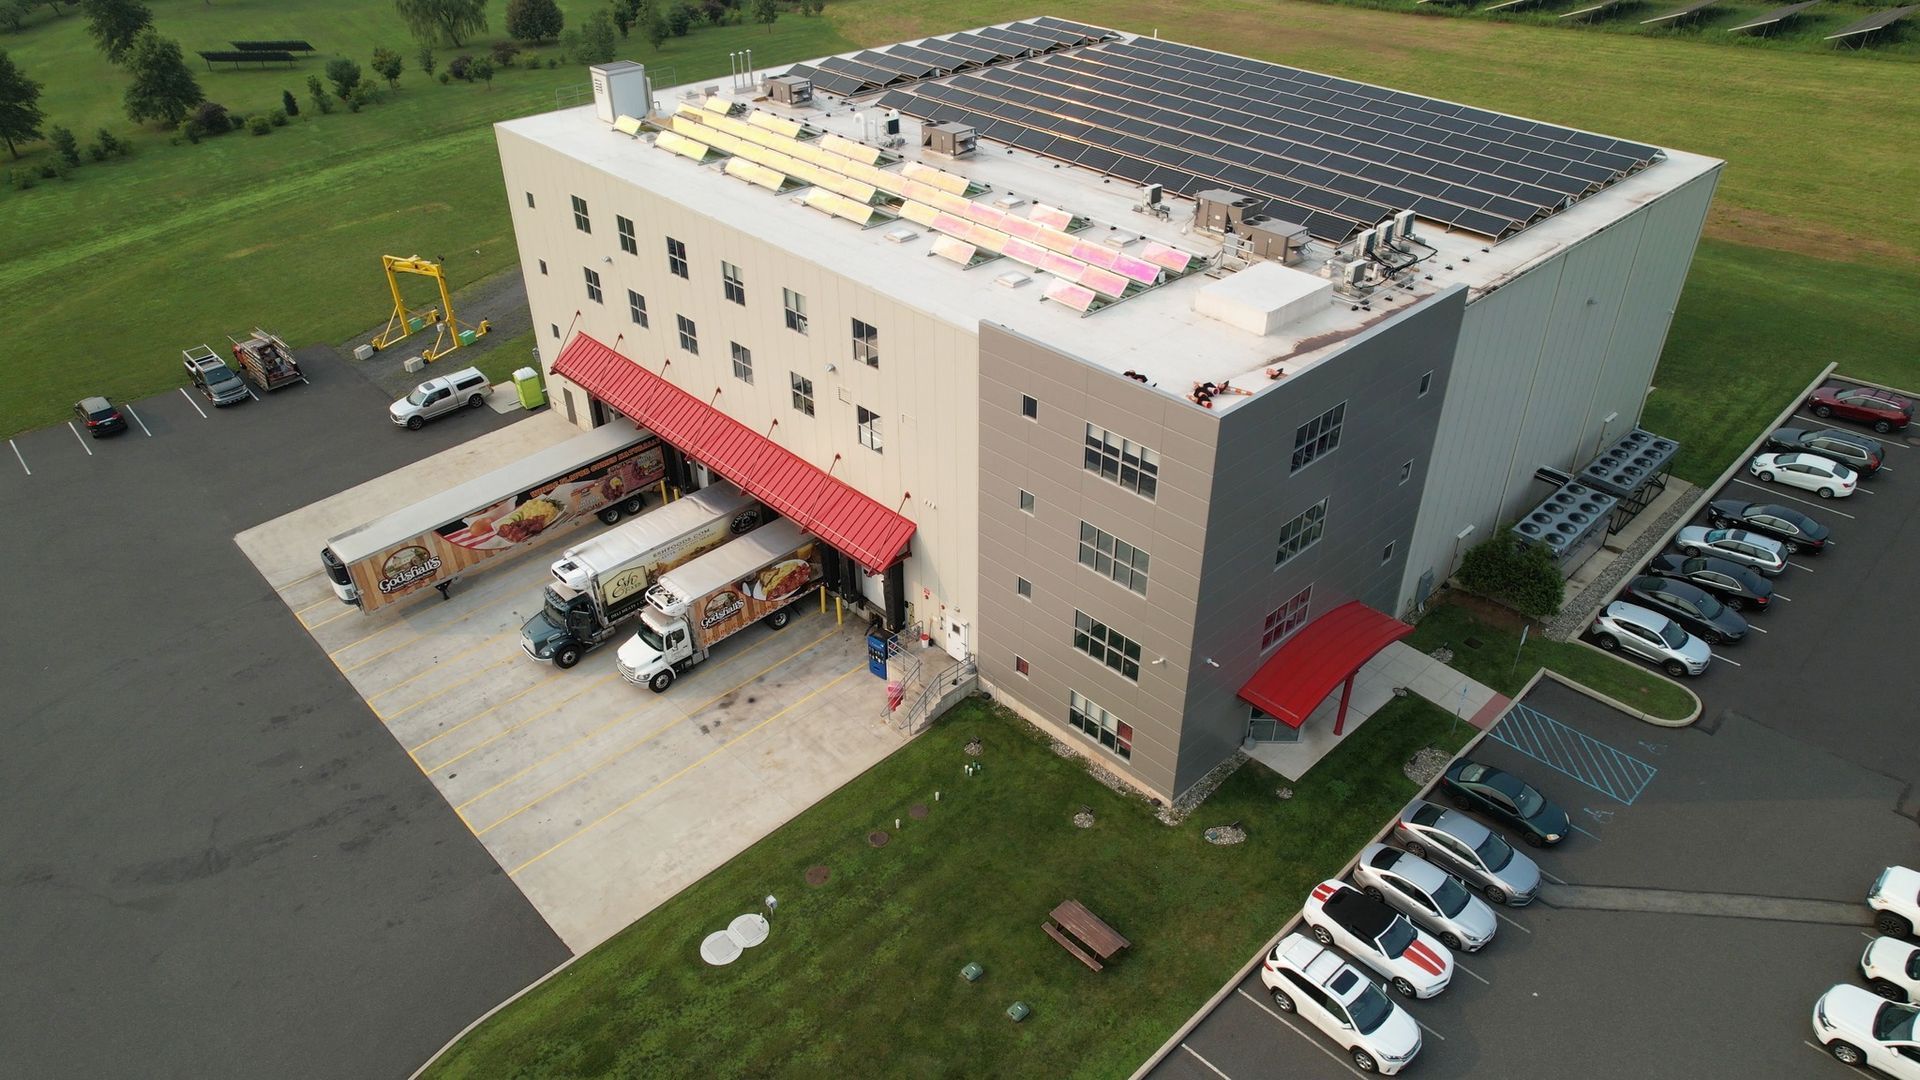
[[616, 518, 825, 692], [521, 483, 766, 668]]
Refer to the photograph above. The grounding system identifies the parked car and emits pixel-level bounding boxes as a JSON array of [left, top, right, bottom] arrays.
[[1871, 867, 1920, 938], [1766, 427, 1884, 476], [1808, 383, 1913, 434], [1645, 553, 1774, 612], [1302, 879, 1453, 999], [1261, 933, 1422, 1075], [1812, 983, 1920, 1076], [73, 396, 127, 437], [1589, 601, 1712, 677], [1352, 843, 1497, 952], [1749, 452, 1857, 499], [1393, 800, 1542, 906], [1440, 759, 1573, 847], [1706, 500, 1829, 554], [1623, 575, 1750, 645], [1674, 527, 1788, 576], [1863, 937, 1920, 1003], [183, 351, 250, 407], [390, 366, 491, 429]]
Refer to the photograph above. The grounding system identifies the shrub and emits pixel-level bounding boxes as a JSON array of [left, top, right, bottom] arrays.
[[248, 114, 271, 135], [49, 125, 80, 166], [418, 44, 436, 76], [228, 111, 246, 131], [1456, 532, 1565, 619], [282, 88, 299, 116], [306, 74, 331, 115], [94, 127, 128, 157], [268, 108, 288, 127], [506, 0, 564, 44], [183, 100, 227, 137], [36, 160, 56, 178], [490, 40, 518, 66], [371, 46, 404, 88], [667, 3, 691, 36], [12, 167, 33, 189], [448, 52, 472, 81], [470, 56, 493, 89], [437, 70, 450, 84], [326, 57, 362, 100], [545, 56, 557, 69], [348, 81, 373, 112]]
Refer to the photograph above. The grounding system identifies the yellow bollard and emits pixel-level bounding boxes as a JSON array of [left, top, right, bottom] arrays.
[[819, 588, 827, 613], [835, 597, 844, 626], [657, 479, 669, 504]]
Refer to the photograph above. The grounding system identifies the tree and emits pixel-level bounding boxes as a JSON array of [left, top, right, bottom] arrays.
[[471, 55, 492, 89], [416, 43, 435, 76], [370, 46, 403, 88], [666, 3, 689, 36], [122, 30, 201, 127], [281, 88, 298, 116], [505, 0, 562, 43], [576, 8, 616, 62], [643, 10, 666, 48], [81, 0, 150, 64], [1, 1, 35, 32], [393, 0, 488, 47], [611, 0, 634, 39], [306, 72, 332, 114], [0, 48, 43, 157], [48, 122, 77, 163], [751, 0, 774, 33], [325, 57, 362, 100]]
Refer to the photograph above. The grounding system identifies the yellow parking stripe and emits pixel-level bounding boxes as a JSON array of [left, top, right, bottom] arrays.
[[423, 672, 619, 773], [303, 606, 358, 631], [406, 669, 567, 755], [508, 661, 866, 877], [365, 629, 523, 703], [376, 653, 519, 720]]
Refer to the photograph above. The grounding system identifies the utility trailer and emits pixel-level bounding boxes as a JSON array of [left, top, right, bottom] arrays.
[[229, 328, 307, 391]]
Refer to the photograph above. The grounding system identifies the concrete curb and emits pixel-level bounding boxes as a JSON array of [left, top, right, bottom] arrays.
[[1126, 672, 1539, 1080], [406, 949, 587, 1080], [1538, 659, 1700, 729]]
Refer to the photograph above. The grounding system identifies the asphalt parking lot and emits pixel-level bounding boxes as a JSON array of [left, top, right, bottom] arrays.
[[0, 350, 570, 1079]]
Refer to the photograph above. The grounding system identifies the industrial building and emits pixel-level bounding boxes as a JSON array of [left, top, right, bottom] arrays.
[[492, 18, 1720, 802]]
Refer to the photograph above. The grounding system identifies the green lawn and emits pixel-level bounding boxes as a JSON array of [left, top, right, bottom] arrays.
[[1407, 596, 1697, 721], [425, 694, 1473, 1079]]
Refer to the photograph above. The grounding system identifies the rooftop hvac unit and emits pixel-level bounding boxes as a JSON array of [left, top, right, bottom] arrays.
[[1393, 209, 1417, 243], [767, 74, 812, 105], [1376, 218, 1398, 247], [1144, 183, 1163, 207], [885, 109, 901, 135], [591, 61, 650, 125], [1242, 218, 1310, 265], [1342, 260, 1371, 287], [1513, 480, 1619, 578], [1195, 189, 1260, 234], [921, 122, 977, 158]]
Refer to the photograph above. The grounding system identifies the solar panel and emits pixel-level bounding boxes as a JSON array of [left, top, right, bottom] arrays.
[[1043, 279, 1097, 313], [1032, 16, 1120, 41], [1824, 2, 1915, 37], [930, 234, 981, 266], [1726, 0, 1821, 30]]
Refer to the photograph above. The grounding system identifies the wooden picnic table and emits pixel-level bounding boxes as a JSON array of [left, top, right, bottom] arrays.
[[1044, 899, 1130, 971]]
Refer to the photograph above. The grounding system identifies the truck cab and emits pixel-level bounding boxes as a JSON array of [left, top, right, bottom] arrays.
[[521, 583, 614, 669], [619, 607, 693, 692]]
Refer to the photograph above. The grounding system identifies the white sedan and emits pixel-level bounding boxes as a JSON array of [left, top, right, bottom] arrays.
[[1749, 451, 1857, 499], [1302, 878, 1454, 999], [1814, 983, 1920, 1077], [1261, 933, 1422, 1074], [1352, 843, 1498, 952], [1863, 936, 1920, 1003]]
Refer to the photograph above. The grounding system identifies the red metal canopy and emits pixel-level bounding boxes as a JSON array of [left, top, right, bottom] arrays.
[[1237, 601, 1412, 728], [552, 333, 916, 573]]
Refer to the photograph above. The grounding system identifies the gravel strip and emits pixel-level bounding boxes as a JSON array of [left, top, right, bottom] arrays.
[[1546, 481, 1701, 640]]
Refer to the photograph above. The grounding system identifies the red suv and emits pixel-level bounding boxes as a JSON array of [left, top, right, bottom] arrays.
[[1808, 384, 1913, 434]]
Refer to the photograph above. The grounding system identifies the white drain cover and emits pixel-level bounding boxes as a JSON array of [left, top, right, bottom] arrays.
[[700, 931, 742, 966], [728, 914, 770, 949]]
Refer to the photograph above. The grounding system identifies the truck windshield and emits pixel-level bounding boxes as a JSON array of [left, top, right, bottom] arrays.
[[407, 385, 433, 406], [637, 621, 665, 652]]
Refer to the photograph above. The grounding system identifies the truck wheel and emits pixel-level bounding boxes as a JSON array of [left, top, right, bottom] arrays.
[[469, 394, 485, 409], [766, 608, 791, 630], [406, 415, 424, 431], [599, 505, 622, 525], [623, 495, 645, 516], [648, 669, 675, 693], [554, 645, 582, 670]]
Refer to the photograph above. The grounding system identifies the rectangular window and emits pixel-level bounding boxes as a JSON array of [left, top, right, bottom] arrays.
[[1290, 402, 1347, 474], [1400, 459, 1414, 485], [676, 314, 698, 354], [1015, 656, 1030, 677], [570, 195, 590, 233], [525, 191, 535, 208], [550, 323, 559, 339], [583, 267, 603, 304], [666, 237, 688, 279], [857, 405, 883, 452], [790, 372, 814, 416], [722, 261, 745, 305], [1418, 370, 1434, 397], [1078, 521, 1149, 596], [851, 318, 879, 367], [730, 342, 753, 384], [783, 288, 808, 334], [1072, 610, 1142, 681], [1016, 576, 1032, 599], [1068, 689, 1133, 760], [538, 259, 547, 276], [616, 215, 637, 255], [1381, 541, 1396, 565], [1261, 586, 1313, 651], [1018, 489, 1035, 514], [1274, 499, 1328, 567], [627, 290, 648, 328], [1021, 394, 1037, 419], [1083, 423, 1160, 500]]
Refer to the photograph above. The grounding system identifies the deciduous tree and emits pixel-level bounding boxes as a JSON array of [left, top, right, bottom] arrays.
[[122, 29, 202, 127], [576, 8, 616, 62], [0, 48, 45, 158], [393, 0, 488, 48], [81, 0, 150, 63], [370, 46, 404, 88], [326, 57, 362, 100], [506, 0, 562, 43], [751, 0, 775, 33]]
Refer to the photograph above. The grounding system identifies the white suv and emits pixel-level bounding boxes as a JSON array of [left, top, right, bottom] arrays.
[[1590, 601, 1711, 677], [1872, 867, 1920, 938], [1352, 843, 1497, 952], [1814, 983, 1920, 1076], [1863, 936, 1920, 1003], [1260, 932, 1421, 1075]]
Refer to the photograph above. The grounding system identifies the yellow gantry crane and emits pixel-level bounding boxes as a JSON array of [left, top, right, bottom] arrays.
[[372, 254, 491, 362]]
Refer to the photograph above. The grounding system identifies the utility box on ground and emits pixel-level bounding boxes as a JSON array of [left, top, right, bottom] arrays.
[[513, 366, 547, 410]]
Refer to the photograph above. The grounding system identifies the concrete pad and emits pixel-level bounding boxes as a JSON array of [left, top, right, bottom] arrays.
[[486, 382, 524, 413]]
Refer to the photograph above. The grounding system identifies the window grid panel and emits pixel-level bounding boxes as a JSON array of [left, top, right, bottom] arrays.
[[1274, 499, 1329, 567], [1290, 402, 1347, 474], [676, 314, 698, 354], [1015, 656, 1030, 676], [857, 405, 883, 452], [1082, 423, 1160, 500], [1068, 689, 1133, 760], [730, 341, 753, 383], [525, 191, 535, 208], [722, 261, 745, 305], [616, 215, 637, 255], [1021, 394, 1038, 419], [666, 237, 688, 279], [583, 267, 603, 304], [1018, 489, 1035, 513], [1261, 586, 1314, 651], [790, 372, 814, 416], [627, 290, 648, 328], [570, 194, 590, 233], [851, 318, 879, 367], [1077, 521, 1150, 596], [1016, 576, 1032, 598], [1072, 610, 1143, 681], [783, 288, 808, 335]]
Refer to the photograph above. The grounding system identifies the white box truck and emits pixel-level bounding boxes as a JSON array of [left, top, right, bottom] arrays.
[[617, 518, 825, 692], [521, 483, 766, 669]]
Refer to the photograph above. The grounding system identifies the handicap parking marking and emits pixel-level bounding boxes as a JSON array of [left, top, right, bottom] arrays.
[[123, 404, 153, 437], [67, 422, 94, 456], [1726, 478, 1858, 518], [9, 439, 28, 476], [1489, 700, 1659, 805], [1712, 653, 1742, 667], [1178, 1043, 1233, 1080], [1234, 988, 1368, 1077], [1494, 909, 1532, 934], [177, 387, 208, 418]]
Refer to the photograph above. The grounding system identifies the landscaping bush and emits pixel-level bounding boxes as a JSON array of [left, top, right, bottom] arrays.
[[248, 114, 271, 135], [417, 44, 436, 76], [268, 108, 287, 127], [11, 166, 33, 189], [347, 80, 374, 112], [448, 52, 472, 81], [436, 70, 450, 84], [35, 159, 55, 178], [49, 124, 79, 166], [281, 88, 298, 117], [306, 74, 331, 114], [227, 111, 246, 131], [1456, 531, 1565, 619], [489, 40, 518, 67], [544, 56, 557, 69], [371, 46, 404, 88], [87, 126, 126, 160], [182, 99, 228, 138], [326, 57, 362, 100]]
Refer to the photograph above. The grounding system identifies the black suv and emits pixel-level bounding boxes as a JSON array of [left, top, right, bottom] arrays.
[[74, 396, 127, 437], [1765, 427, 1883, 476], [1706, 500, 1829, 554]]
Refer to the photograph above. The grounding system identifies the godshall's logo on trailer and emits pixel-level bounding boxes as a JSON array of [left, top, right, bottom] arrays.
[[378, 545, 443, 593], [700, 590, 744, 629]]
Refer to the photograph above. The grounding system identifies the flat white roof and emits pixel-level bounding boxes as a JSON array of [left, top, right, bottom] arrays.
[[498, 27, 1720, 410]]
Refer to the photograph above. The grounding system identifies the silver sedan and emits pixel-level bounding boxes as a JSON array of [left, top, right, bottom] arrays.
[[1352, 843, 1497, 952]]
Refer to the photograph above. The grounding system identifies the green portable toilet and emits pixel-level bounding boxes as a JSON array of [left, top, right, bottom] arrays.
[[512, 366, 547, 410]]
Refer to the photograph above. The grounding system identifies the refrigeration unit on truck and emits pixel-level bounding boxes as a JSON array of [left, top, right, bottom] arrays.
[[320, 424, 666, 613], [522, 483, 767, 669], [617, 518, 826, 692]]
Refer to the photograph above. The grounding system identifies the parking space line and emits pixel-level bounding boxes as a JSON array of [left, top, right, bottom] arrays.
[[333, 623, 416, 671], [1788, 562, 1815, 573], [1773, 593, 1793, 602], [1807, 1040, 1833, 1058], [1540, 869, 1567, 885], [303, 606, 358, 631], [1863, 931, 1878, 941], [1748, 625, 1768, 634], [1413, 1017, 1447, 1042], [364, 629, 522, 703], [1571, 823, 1601, 841], [1454, 960, 1489, 986], [507, 660, 866, 876], [1236, 989, 1372, 1074], [422, 672, 621, 773], [1494, 909, 1531, 934], [293, 595, 338, 617], [123, 405, 153, 437], [1178, 1044, 1232, 1079], [1856, 486, 1877, 494], [1712, 654, 1742, 667], [407, 670, 567, 755], [1727, 478, 1857, 518], [247, 387, 260, 402], [177, 387, 208, 418], [67, 422, 93, 456], [380, 654, 518, 720], [8, 439, 28, 476]]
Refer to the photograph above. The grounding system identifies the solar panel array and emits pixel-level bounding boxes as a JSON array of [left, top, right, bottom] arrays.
[[778, 17, 1116, 97], [867, 33, 1660, 243]]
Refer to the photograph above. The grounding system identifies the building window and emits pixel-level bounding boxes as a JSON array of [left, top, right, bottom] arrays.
[[525, 191, 535, 208], [1021, 394, 1037, 419], [616, 215, 637, 255], [857, 405, 883, 452], [1083, 423, 1159, 500], [1068, 689, 1132, 760], [1018, 488, 1034, 514], [628, 290, 648, 328], [1381, 541, 1396, 565], [1290, 402, 1347, 474], [1016, 576, 1032, 599], [790, 372, 814, 416], [550, 323, 559, 339], [570, 195, 590, 233], [851, 318, 879, 367], [1418, 370, 1434, 397], [1261, 587, 1313, 652], [666, 237, 688, 279], [538, 259, 547, 276], [1015, 656, 1030, 677], [1400, 459, 1414, 485], [1274, 499, 1329, 567], [1078, 522, 1149, 596], [783, 288, 808, 334], [731, 342, 753, 384], [676, 315, 698, 354], [1072, 610, 1142, 681], [722, 261, 745, 305], [583, 267, 603, 304]]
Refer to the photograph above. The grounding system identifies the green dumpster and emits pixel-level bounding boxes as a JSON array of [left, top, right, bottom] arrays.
[[512, 366, 547, 410]]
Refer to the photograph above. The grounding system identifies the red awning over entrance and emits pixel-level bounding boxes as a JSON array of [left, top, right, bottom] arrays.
[[1237, 601, 1413, 728], [552, 333, 916, 573]]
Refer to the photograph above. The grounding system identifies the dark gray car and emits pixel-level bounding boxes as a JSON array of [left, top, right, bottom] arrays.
[[1624, 575, 1749, 644]]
